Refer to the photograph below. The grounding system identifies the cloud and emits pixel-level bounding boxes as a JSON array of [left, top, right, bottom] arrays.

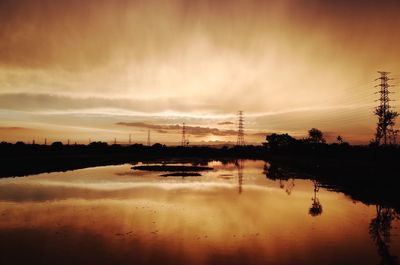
[[0, 126, 25, 130], [116, 122, 181, 134], [218, 121, 234, 125], [117, 122, 277, 143], [251, 132, 271, 137], [0, 93, 218, 114], [117, 121, 238, 137]]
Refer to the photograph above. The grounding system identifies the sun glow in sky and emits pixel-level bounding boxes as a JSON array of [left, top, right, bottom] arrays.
[[1, 0, 400, 145]]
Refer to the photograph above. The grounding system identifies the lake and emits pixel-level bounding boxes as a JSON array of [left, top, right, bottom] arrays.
[[0, 160, 398, 265]]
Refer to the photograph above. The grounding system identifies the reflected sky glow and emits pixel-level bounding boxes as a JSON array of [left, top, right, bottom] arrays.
[[0, 161, 398, 265]]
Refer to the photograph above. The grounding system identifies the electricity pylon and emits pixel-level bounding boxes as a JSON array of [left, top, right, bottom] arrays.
[[236, 111, 245, 146], [374, 71, 398, 145], [181, 122, 188, 146]]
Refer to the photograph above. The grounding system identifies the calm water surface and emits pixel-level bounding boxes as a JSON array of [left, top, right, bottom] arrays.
[[0, 160, 398, 265]]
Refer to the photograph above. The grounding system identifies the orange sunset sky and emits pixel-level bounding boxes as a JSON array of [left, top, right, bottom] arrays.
[[0, 0, 400, 145]]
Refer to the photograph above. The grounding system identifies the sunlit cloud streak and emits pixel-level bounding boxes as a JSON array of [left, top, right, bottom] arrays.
[[117, 121, 239, 137]]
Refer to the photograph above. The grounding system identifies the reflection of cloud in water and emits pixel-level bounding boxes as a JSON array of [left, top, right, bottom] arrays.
[[0, 181, 286, 203], [217, 174, 234, 180], [0, 161, 398, 265]]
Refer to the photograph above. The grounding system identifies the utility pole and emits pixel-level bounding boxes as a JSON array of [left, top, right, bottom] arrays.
[[236, 111, 245, 146], [114, 137, 117, 145], [147, 130, 151, 146], [374, 71, 398, 145], [129, 134, 132, 145], [44, 138, 47, 145]]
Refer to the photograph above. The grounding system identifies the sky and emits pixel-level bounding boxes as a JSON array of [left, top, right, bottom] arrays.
[[1, 0, 400, 145]]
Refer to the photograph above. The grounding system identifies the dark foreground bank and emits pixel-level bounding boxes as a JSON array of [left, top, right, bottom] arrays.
[[1, 141, 400, 178]]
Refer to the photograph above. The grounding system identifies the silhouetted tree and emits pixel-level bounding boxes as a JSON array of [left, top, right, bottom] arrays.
[[15, 141, 26, 146], [335, 135, 350, 146], [51, 141, 63, 148], [89, 141, 108, 147], [308, 128, 325, 144], [374, 106, 398, 145], [152, 143, 163, 149], [265, 133, 297, 149]]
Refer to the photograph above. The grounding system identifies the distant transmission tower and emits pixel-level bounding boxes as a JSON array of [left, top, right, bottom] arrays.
[[236, 111, 245, 146], [147, 130, 151, 146], [181, 122, 188, 146], [129, 134, 132, 145], [374, 71, 398, 145]]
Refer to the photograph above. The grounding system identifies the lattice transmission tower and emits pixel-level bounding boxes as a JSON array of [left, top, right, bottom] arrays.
[[236, 111, 245, 146], [147, 130, 151, 146], [181, 122, 188, 146], [374, 71, 398, 145]]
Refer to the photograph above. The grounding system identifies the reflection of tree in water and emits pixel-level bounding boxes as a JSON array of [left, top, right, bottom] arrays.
[[309, 180, 323, 217], [263, 162, 280, 180], [283, 179, 295, 195], [263, 162, 295, 195], [235, 159, 244, 194], [369, 205, 399, 265]]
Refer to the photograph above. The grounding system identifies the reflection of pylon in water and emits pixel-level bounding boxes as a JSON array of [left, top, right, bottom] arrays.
[[369, 204, 398, 265], [235, 159, 244, 194]]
